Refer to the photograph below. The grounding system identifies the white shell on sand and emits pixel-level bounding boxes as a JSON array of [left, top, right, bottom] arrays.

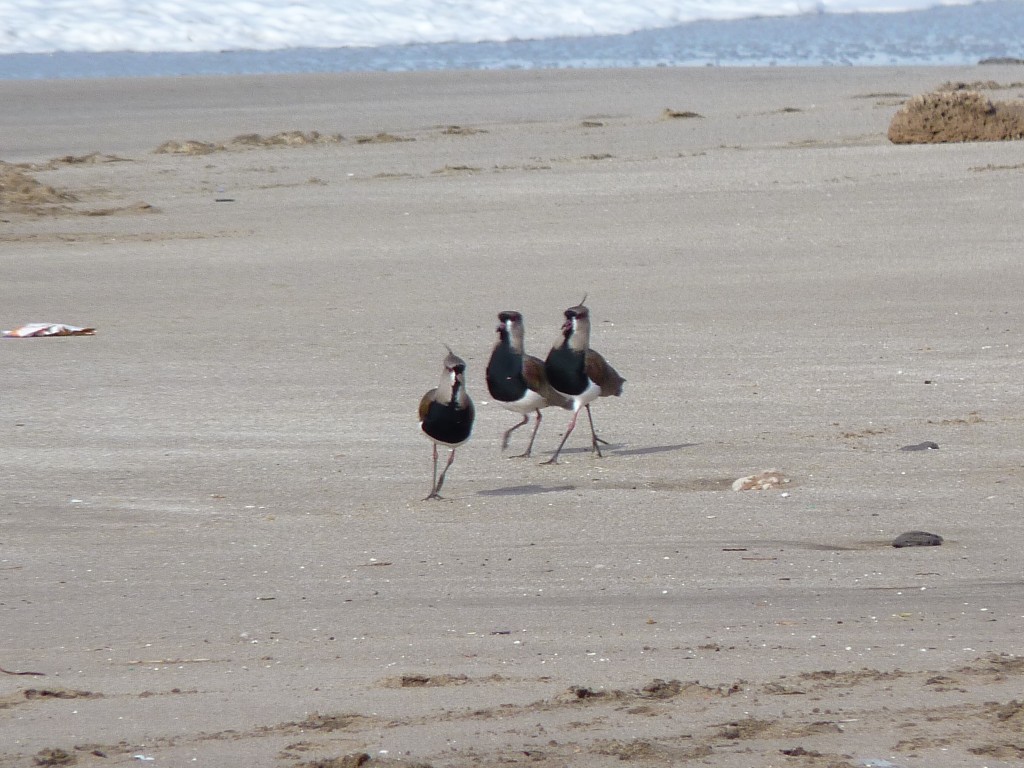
[[732, 469, 791, 492]]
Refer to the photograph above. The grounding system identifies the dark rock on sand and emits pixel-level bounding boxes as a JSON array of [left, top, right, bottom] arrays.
[[900, 441, 939, 451], [892, 531, 944, 548]]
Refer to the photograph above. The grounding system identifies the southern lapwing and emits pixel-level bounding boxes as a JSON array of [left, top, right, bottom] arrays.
[[486, 310, 571, 458], [419, 347, 475, 499], [543, 299, 625, 464]]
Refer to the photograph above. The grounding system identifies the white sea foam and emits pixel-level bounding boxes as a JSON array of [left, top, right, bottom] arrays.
[[0, 0, 993, 55]]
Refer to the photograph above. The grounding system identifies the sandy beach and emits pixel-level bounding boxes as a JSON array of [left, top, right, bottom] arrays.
[[2, 66, 1023, 767]]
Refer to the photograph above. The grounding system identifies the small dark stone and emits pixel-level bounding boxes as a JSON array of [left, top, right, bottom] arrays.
[[900, 441, 939, 451], [33, 749, 75, 767], [893, 531, 944, 548], [781, 747, 820, 757]]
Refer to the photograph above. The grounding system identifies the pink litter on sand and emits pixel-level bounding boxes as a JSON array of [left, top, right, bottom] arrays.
[[2, 323, 96, 338]]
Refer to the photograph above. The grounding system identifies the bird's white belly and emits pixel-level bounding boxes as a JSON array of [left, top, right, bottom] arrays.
[[570, 378, 602, 410], [500, 388, 548, 415]]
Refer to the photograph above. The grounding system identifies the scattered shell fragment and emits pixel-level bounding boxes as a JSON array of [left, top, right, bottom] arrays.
[[732, 470, 790, 492]]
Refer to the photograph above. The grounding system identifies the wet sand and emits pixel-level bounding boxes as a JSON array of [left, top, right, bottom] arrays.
[[2, 66, 1024, 767]]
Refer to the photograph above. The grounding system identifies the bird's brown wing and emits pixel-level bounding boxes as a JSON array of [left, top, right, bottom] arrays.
[[418, 388, 438, 422], [585, 349, 626, 397], [523, 354, 572, 409]]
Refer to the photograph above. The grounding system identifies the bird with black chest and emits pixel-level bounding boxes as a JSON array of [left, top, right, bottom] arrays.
[[419, 347, 475, 500], [486, 310, 571, 458], [543, 298, 625, 465]]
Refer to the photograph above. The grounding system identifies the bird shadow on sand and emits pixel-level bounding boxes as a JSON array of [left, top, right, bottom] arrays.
[[722, 538, 898, 552], [477, 484, 577, 497], [611, 442, 699, 457], [547, 442, 699, 458]]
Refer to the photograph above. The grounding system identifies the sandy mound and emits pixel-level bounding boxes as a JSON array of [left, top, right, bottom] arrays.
[[0, 159, 154, 218], [0, 161, 77, 214], [888, 90, 1024, 144], [153, 130, 343, 154]]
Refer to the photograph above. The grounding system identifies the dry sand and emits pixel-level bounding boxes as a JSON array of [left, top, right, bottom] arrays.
[[2, 66, 1023, 768]]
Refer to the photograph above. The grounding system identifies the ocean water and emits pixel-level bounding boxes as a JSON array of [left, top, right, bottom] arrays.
[[0, 0, 1022, 79]]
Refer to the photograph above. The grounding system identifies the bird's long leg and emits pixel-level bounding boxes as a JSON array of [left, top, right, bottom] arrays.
[[542, 408, 579, 465], [501, 414, 529, 451], [512, 410, 542, 458], [584, 404, 608, 457], [424, 442, 441, 500], [433, 448, 457, 498]]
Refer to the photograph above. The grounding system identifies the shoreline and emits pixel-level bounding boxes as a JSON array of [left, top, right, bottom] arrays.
[[1, 1, 1023, 80]]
